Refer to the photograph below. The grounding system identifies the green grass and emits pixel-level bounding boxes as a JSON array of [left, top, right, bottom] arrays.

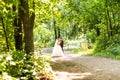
[[92, 52, 120, 60], [72, 48, 81, 54], [72, 48, 120, 60], [72, 48, 94, 55]]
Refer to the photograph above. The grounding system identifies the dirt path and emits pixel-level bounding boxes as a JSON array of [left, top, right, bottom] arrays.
[[42, 48, 120, 80]]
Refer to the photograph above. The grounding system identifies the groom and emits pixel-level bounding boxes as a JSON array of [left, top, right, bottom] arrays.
[[59, 37, 64, 51]]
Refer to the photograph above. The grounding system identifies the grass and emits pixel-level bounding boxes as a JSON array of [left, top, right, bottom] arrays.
[[93, 52, 120, 60], [72, 48, 94, 56], [72, 48, 120, 60]]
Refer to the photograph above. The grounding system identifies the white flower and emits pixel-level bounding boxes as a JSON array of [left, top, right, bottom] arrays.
[[10, 61, 16, 65], [32, 71, 37, 75], [35, 76, 39, 79], [2, 72, 12, 80], [0, 55, 3, 61], [30, 69, 34, 73], [20, 77, 26, 80], [24, 70, 29, 73], [6, 55, 12, 60], [34, 61, 38, 66]]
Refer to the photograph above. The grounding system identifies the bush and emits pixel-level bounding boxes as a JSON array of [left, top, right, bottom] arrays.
[[94, 33, 120, 53], [0, 51, 53, 80], [86, 30, 96, 43], [92, 32, 120, 60], [106, 45, 120, 55]]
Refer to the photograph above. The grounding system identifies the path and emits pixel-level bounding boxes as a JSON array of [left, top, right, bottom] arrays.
[[42, 48, 120, 80]]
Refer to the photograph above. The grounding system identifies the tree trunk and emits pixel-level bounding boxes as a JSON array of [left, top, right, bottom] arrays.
[[106, 9, 113, 37], [13, 5, 23, 50], [1, 17, 9, 51], [58, 28, 61, 37], [20, 0, 35, 53], [53, 19, 57, 40], [96, 26, 100, 36], [106, 0, 113, 38], [105, 0, 110, 39]]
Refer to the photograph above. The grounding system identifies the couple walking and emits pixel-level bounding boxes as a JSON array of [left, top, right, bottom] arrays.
[[51, 37, 64, 57]]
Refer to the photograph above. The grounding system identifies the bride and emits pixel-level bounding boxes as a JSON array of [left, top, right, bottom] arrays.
[[51, 37, 64, 57]]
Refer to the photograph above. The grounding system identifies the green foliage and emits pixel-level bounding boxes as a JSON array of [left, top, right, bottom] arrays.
[[34, 24, 54, 48], [93, 34, 120, 59], [86, 30, 96, 43], [107, 45, 120, 55], [12, 51, 26, 61], [73, 48, 82, 54], [0, 51, 53, 80], [93, 45, 120, 60], [94, 35, 106, 52], [0, 0, 16, 51], [94, 33, 120, 52]]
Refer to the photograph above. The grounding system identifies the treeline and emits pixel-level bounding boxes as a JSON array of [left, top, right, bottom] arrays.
[[0, 0, 120, 54], [64, 0, 120, 55]]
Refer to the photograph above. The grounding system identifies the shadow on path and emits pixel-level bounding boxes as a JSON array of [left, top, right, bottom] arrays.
[[50, 51, 93, 80], [42, 48, 120, 80]]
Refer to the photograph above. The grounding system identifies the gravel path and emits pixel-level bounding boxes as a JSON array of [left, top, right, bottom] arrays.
[[42, 48, 120, 80], [50, 51, 120, 80]]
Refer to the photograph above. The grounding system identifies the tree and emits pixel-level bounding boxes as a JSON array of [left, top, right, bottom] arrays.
[[19, 0, 35, 53], [13, 5, 23, 50], [1, 17, 9, 51]]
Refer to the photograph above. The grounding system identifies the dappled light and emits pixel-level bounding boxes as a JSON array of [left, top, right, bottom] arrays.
[[47, 49, 120, 80], [53, 71, 92, 80], [49, 50, 93, 80]]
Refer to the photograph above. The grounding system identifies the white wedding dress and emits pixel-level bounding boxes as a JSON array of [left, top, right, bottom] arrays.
[[51, 39, 64, 57]]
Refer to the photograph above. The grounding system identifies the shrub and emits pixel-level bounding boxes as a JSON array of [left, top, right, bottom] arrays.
[[106, 45, 120, 55], [0, 51, 53, 80], [94, 33, 120, 53]]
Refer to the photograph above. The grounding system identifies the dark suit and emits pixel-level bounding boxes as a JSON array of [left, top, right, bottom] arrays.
[[60, 40, 64, 51]]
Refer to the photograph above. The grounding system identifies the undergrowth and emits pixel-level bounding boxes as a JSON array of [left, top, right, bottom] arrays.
[[0, 51, 54, 80], [93, 45, 120, 60]]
